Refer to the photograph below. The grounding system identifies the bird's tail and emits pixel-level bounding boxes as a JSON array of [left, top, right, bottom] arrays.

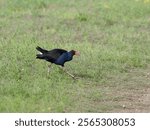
[[36, 46, 48, 53], [36, 54, 45, 59]]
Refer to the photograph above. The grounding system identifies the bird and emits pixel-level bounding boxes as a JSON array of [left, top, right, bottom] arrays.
[[36, 46, 80, 78]]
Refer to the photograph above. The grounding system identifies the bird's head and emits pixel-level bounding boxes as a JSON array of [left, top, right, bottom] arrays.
[[71, 50, 80, 56]]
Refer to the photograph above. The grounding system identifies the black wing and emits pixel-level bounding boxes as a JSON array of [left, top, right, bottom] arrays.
[[47, 49, 67, 60]]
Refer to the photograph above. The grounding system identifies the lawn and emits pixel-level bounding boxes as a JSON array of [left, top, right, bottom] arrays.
[[0, 0, 150, 112]]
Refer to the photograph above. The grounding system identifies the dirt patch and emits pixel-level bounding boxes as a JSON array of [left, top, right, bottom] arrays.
[[110, 68, 150, 113], [136, 88, 150, 112]]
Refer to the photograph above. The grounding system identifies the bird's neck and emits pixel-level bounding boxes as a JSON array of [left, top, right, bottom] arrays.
[[67, 51, 74, 60]]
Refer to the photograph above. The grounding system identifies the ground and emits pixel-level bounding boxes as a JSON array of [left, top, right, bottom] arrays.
[[108, 67, 150, 112], [0, 0, 150, 112], [66, 67, 150, 112], [138, 88, 150, 112]]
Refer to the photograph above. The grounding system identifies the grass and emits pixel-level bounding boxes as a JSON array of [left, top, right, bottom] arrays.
[[0, 0, 150, 112]]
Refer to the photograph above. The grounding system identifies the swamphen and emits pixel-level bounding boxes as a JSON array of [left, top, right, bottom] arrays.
[[36, 46, 80, 78]]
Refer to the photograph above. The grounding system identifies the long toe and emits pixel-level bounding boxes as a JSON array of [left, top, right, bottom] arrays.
[[47, 64, 52, 73]]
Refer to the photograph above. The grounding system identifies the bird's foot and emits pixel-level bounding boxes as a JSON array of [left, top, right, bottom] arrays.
[[47, 64, 52, 73]]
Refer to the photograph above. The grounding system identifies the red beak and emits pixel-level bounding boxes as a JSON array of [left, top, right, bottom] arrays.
[[75, 51, 80, 56]]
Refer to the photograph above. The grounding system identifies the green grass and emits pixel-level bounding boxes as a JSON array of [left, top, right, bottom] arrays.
[[0, 0, 150, 112]]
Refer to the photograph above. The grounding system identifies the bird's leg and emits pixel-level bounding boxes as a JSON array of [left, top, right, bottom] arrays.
[[48, 64, 52, 73], [59, 66, 76, 79]]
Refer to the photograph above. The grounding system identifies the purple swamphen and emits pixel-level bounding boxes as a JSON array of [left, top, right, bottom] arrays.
[[36, 46, 80, 78]]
